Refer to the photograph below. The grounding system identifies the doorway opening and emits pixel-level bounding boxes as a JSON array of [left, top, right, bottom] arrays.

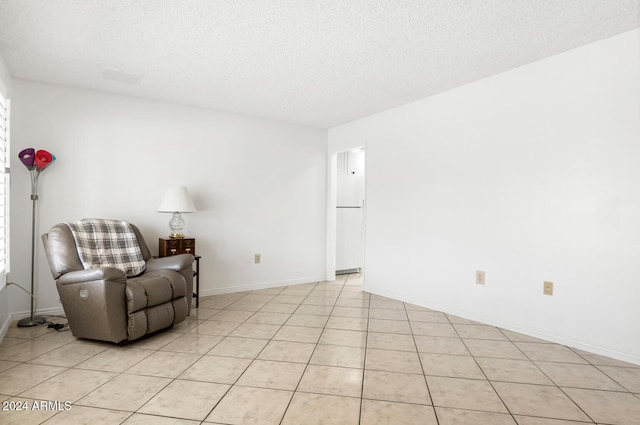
[[335, 148, 365, 275]]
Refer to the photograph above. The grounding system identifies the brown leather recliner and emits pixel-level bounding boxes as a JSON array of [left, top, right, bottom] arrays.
[[41, 221, 194, 344]]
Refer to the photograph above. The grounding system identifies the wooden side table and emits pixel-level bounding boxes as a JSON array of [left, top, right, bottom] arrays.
[[159, 237, 195, 257], [158, 237, 200, 309]]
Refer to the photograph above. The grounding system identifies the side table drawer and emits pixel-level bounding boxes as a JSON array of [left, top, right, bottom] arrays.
[[182, 239, 196, 255], [159, 238, 196, 256]]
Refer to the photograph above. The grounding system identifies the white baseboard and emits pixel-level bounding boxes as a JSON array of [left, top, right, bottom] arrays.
[[0, 313, 11, 342], [11, 306, 66, 321], [199, 276, 323, 298], [0, 307, 65, 344], [365, 285, 640, 366]]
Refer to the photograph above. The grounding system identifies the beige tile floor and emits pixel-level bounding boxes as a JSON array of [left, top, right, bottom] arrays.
[[1, 273, 639, 424]]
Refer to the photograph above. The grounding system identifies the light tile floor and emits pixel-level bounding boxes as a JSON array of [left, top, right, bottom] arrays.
[[1, 273, 639, 424]]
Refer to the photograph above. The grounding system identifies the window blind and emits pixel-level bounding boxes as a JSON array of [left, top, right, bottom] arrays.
[[0, 91, 9, 278]]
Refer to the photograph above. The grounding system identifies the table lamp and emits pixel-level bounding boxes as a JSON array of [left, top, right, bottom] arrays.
[[157, 185, 197, 238]]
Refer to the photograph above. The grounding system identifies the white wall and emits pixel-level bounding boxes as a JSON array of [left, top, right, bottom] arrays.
[[8, 81, 327, 316], [329, 29, 640, 364]]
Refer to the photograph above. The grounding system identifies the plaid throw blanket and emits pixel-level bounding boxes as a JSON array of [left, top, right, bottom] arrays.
[[66, 219, 146, 277]]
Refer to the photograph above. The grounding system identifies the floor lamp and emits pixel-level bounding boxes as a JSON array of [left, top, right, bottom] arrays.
[[17, 148, 55, 327]]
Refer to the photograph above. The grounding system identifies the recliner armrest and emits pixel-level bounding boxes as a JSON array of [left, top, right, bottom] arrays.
[[57, 267, 126, 285], [146, 254, 194, 272]]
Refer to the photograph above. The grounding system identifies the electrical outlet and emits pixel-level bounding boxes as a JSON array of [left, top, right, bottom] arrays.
[[254, 253, 261, 264], [544, 281, 553, 296], [476, 270, 485, 285]]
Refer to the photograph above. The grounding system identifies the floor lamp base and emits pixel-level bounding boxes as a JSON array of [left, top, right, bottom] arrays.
[[17, 316, 46, 327]]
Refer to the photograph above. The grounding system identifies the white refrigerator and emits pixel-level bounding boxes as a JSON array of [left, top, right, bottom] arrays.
[[336, 150, 365, 274]]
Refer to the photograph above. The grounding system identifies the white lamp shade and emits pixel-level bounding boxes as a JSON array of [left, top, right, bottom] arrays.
[[158, 186, 197, 213]]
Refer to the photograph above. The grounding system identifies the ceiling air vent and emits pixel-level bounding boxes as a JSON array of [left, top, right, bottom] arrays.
[[102, 68, 143, 85]]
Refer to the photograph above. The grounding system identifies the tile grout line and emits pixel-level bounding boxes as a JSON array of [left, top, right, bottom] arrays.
[[455, 322, 522, 423], [275, 278, 343, 425], [357, 273, 370, 425], [405, 299, 440, 425]]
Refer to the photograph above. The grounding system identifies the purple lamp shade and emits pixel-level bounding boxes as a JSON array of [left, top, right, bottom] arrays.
[[18, 148, 36, 169], [35, 150, 55, 171]]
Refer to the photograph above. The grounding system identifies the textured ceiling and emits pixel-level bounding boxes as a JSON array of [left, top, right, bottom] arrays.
[[0, 1, 638, 128]]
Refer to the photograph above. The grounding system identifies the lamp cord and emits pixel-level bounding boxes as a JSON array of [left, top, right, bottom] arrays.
[[6, 281, 39, 316], [7, 282, 70, 329]]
